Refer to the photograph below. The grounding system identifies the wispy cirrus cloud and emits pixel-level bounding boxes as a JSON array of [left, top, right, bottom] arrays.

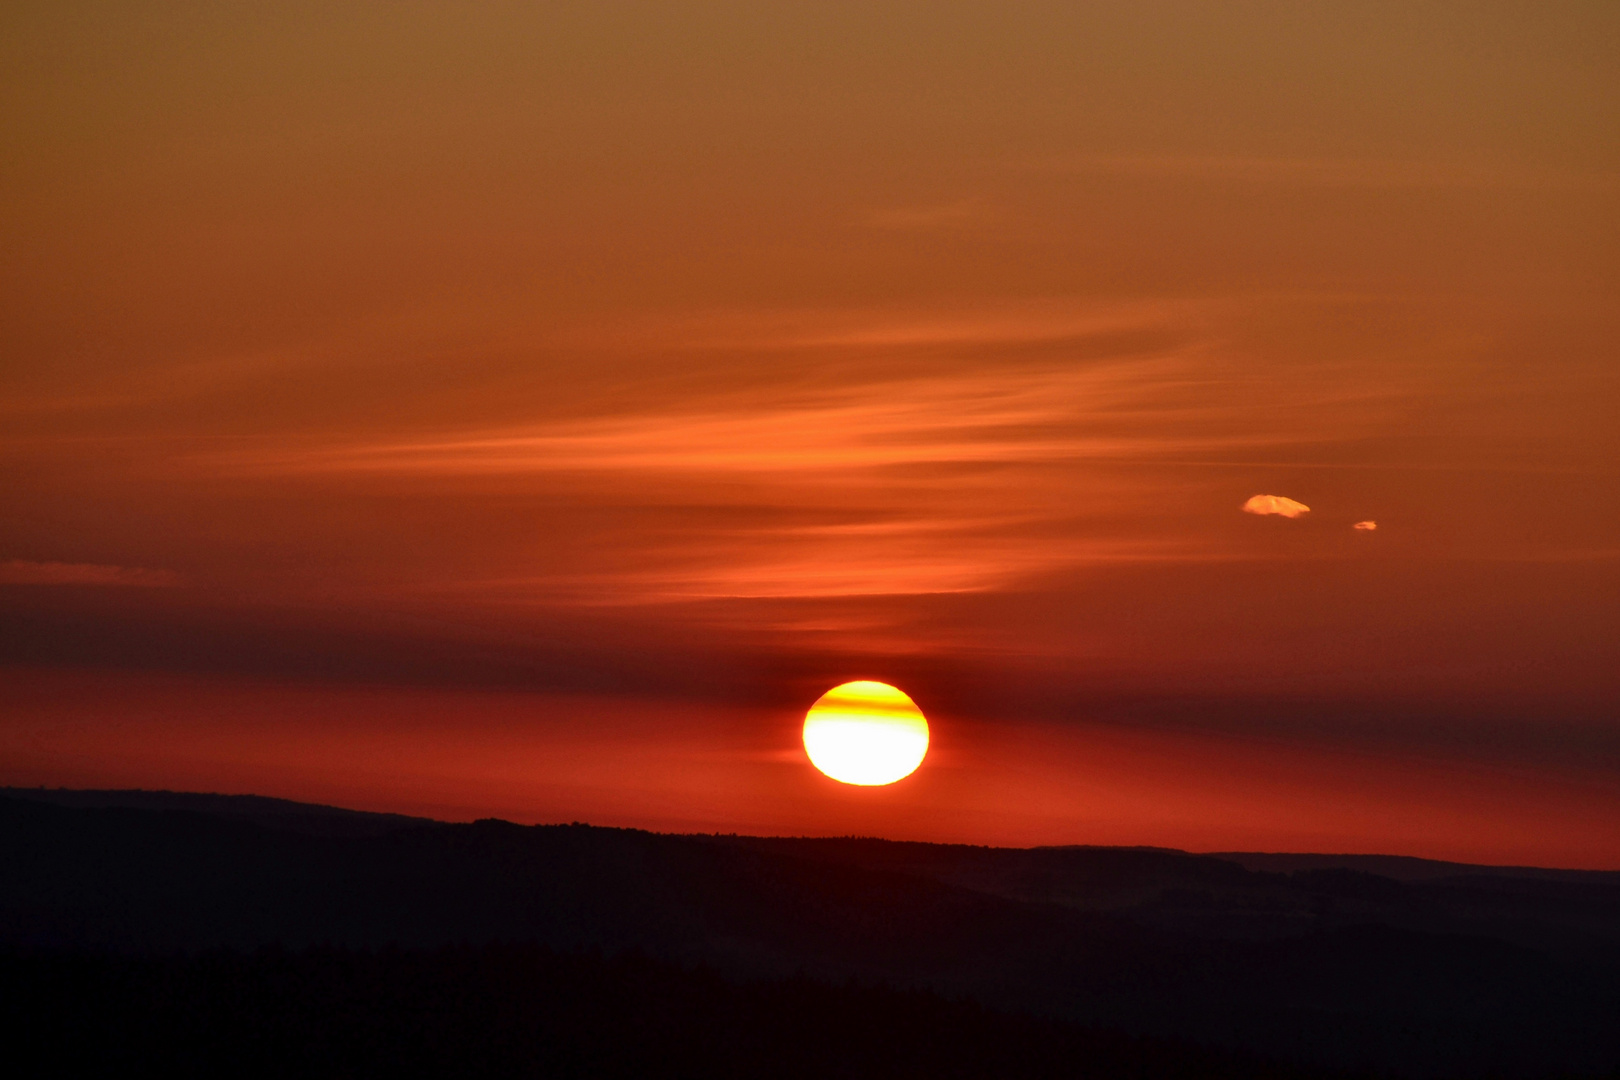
[[219, 299, 1407, 481], [203, 361, 1221, 598], [249, 363, 1256, 477], [192, 301, 1414, 602]]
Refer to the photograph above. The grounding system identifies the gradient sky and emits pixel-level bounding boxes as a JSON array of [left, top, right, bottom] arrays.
[[4, 2, 1618, 866]]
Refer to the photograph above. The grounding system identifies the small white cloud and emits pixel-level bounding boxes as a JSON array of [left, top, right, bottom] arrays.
[[0, 559, 182, 587], [1353, 520, 1378, 531], [1242, 494, 1310, 519]]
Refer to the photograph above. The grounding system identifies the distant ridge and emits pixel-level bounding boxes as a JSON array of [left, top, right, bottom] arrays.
[[5, 786, 1613, 878], [0, 787, 440, 838], [4, 789, 1620, 1076], [1206, 851, 1620, 884]]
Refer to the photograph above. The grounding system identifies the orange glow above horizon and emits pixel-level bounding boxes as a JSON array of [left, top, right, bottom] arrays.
[[4, 666, 1619, 868]]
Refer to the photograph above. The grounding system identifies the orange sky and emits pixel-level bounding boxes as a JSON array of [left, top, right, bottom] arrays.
[[3, 2, 1618, 865]]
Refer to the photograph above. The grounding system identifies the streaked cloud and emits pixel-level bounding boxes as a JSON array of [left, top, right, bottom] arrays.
[[247, 363, 1235, 477], [209, 362, 1226, 598], [173, 298, 1429, 603], [0, 559, 181, 587], [1354, 521, 1378, 531], [1242, 495, 1311, 519]]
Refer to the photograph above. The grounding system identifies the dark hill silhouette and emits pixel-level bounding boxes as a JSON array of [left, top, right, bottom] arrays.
[[721, 834, 1620, 963], [1208, 850, 1620, 885], [7, 946, 1346, 1080], [0, 786, 440, 837], [3, 793, 1618, 1078]]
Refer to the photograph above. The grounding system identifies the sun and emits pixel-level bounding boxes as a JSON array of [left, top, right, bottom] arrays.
[[802, 681, 929, 786]]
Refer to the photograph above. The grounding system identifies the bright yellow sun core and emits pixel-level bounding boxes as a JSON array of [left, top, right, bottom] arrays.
[[802, 681, 929, 786]]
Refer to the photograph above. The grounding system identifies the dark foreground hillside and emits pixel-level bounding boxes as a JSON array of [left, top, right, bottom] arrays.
[[4, 945, 1342, 1080], [3, 792, 1618, 1078]]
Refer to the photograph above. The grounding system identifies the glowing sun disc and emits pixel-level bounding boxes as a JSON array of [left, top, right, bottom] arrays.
[[803, 681, 929, 786]]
